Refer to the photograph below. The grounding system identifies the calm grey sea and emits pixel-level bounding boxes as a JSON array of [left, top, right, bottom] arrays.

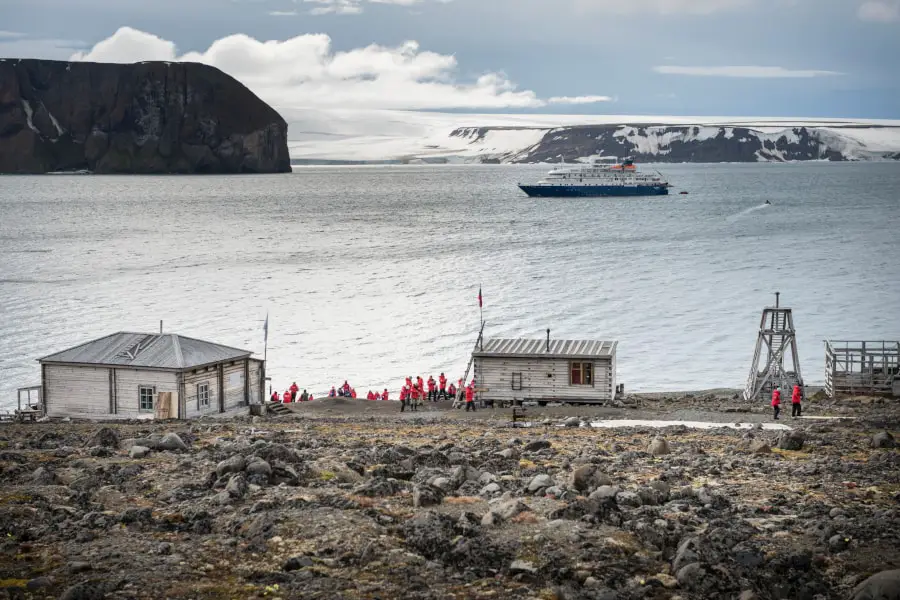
[[1, 163, 899, 409]]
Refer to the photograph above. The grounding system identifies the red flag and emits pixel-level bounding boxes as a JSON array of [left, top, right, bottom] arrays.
[[478, 287, 482, 308]]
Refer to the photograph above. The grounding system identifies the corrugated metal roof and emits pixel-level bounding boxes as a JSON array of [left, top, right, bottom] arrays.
[[473, 338, 617, 359], [38, 332, 253, 369]]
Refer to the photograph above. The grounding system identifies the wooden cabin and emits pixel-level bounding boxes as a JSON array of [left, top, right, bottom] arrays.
[[38, 332, 265, 419], [825, 340, 900, 398], [473, 336, 617, 406]]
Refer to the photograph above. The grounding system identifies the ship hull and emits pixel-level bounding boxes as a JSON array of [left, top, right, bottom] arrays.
[[518, 184, 669, 198]]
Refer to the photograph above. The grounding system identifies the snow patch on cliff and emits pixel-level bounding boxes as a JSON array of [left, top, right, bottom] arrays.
[[21, 99, 38, 134]]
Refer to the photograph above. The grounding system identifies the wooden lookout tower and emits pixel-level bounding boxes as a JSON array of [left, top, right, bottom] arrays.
[[743, 292, 804, 402]]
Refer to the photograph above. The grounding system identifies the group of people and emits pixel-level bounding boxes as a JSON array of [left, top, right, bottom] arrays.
[[271, 382, 311, 403], [771, 384, 803, 419], [328, 381, 357, 398], [366, 389, 390, 401]]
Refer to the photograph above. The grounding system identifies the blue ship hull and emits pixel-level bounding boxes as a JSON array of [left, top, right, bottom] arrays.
[[519, 184, 669, 197]]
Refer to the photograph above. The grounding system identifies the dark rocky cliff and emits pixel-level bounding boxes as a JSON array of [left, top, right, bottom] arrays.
[[0, 59, 291, 174]]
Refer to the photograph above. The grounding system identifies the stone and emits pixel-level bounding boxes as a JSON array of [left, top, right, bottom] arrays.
[[777, 430, 805, 451], [648, 437, 671, 456], [283, 555, 314, 571], [570, 465, 613, 493], [493, 498, 530, 521], [828, 534, 849, 552], [129, 445, 151, 459], [480, 483, 502, 496], [615, 490, 642, 508], [26, 577, 52, 591], [450, 465, 482, 488], [673, 538, 701, 573], [353, 478, 401, 498], [563, 417, 581, 427], [31, 466, 58, 485], [158, 432, 189, 452], [85, 427, 119, 449], [216, 455, 246, 477], [589, 485, 620, 501], [478, 472, 497, 485], [749, 441, 771, 454], [59, 582, 106, 600], [413, 484, 444, 508], [850, 569, 900, 600], [676, 562, 704, 588], [496, 448, 519, 459], [523, 440, 551, 452], [527, 474, 554, 492], [430, 477, 452, 491], [67, 561, 93, 574], [871, 431, 896, 449], [509, 559, 537, 574], [225, 474, 248, 499], [245, 457, 272, 478]]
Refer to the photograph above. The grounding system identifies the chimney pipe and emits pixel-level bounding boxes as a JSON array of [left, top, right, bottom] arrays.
[[775, 292, 780, 308], [546, 328, 550, 352]]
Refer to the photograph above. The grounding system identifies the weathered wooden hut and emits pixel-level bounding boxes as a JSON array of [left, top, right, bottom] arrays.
[[825, 340, 900, 398], [37, 332, 265, 419], [472, 336, 617, 406]]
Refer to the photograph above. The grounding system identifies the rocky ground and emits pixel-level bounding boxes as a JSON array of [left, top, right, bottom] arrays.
[[1, 393, 899, 600]]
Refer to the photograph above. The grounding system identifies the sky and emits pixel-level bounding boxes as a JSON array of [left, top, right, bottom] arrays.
[[0, 0, 898, 120]]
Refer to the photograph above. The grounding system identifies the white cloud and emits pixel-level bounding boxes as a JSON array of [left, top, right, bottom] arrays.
[[268, 10, 299, 15], [574, 0, 747, 15], [301, 0, 446, 15], [547, 95, 613, 104], [0, 31, 27, 39], [69, 27, 609, 111], [857, 1, 899, 21], [653, 65, 843, 77]]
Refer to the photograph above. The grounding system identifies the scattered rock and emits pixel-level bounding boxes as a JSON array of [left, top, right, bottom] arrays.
[[777, 430, 805, 451], [129, 445, 151, 459], [216, 455, 246, 477], [245, 457, 272, 478], [413, 484, 444, 508], [871, 432, 896, 449], [527, 474, 554, 493], [25, 576, 52, 591], [496, 448, 519, 459], [570, 465, 613, 493], [67, 561, 93, 574], [31, 466, 58, 485], [85, 427, 120, 449], [225, 474, 248, 499], [283, 555, 314, 571], [850, 569, 900, 600], [648, 437, 671, 456], [158, 432, 189, 452], [749, 440, 772, 454], [523, 440, 551, 452], [510, 559, 538, 574], [562, 417, 581, 427]]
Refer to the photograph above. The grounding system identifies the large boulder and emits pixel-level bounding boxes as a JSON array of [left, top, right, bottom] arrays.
[[648, 437, 671, 456], [850, 569, 900, 600], [871, 431, 896, 449], [777, 430, 805, 451], [85, 427, 120, 449], [158, 433, 189, 452], [413, 484, 445, 508], [570, 465, 613, 493]]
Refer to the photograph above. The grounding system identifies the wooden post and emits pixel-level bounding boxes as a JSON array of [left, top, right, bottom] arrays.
[[218, 363, 225, 413]]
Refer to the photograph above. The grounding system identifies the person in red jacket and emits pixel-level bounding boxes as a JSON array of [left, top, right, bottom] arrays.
[[438, 373, 448, 401], [350, 388, 357, 399], [791, 385, 802, 418], [400, 385, 409, 412], [283, 389, 293, 403], [270, 391, 280, 403], [366, 390, 375, 400], [410, 384, 421, 412], [427, 376, 436, 402], [382, 389, 389, 401], [290, 382, 299, 398], [465, 383, 476, 412], [771, 387, 781, 420]]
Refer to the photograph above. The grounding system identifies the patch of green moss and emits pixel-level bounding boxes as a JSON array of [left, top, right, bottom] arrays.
[[319, 471, 336, 481], [0, 579, 28, 588]]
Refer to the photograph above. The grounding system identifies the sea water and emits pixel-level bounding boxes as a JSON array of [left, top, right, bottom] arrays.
[[1, 162, 899, 409]]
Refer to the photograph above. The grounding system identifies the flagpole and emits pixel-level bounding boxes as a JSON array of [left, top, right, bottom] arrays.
[[263, 312, 269, 397]]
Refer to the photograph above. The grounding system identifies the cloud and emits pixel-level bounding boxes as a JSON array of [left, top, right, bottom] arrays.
[[653, 65, 843, 77], [301, 0, 446, 15], [857, 1, 900, 21], [574, 0, 747, 15], [268, 10, 299, 15], [547, 95, 613, 104], [69, 27, 610, 110], [0, 31, 27, 39]]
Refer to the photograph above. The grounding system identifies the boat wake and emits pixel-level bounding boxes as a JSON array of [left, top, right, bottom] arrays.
[[727, 203, 769, 223]]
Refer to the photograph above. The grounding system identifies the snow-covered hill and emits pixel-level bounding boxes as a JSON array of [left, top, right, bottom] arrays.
[[284, 110, 900, 163]]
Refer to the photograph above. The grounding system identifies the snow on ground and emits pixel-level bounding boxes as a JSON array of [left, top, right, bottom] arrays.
[[284, 109, 900, 162], [589, 419, 793, 430]]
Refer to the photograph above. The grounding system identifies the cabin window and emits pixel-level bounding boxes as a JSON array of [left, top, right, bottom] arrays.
[[198, 382, 210, 409], [570, 362, 594, 386], [139, 386, 155, 411], [511, 372, 523, 390]]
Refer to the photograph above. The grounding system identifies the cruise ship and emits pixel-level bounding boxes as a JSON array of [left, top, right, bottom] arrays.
[[518, 157, 670, 197]]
